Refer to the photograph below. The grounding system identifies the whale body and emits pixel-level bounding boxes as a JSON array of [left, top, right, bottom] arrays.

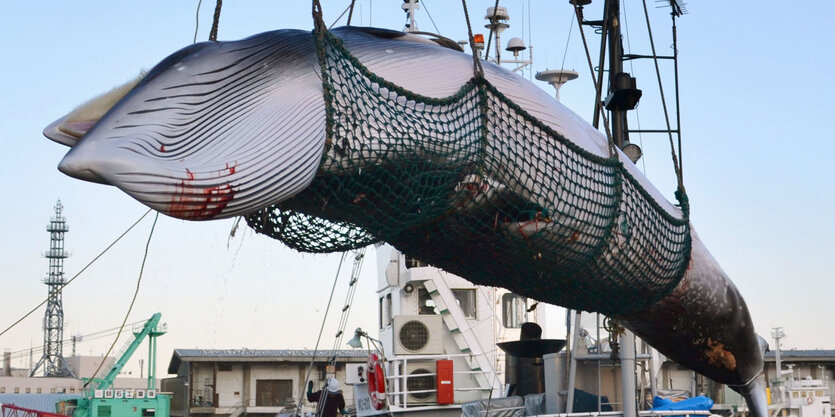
[[46, 27, 767, 416]]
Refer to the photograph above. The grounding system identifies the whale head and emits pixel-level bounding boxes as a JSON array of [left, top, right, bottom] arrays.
[[50, 30, 326, 220]]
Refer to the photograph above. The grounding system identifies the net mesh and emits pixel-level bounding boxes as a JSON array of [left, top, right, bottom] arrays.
[[245, 30, 691, 315]]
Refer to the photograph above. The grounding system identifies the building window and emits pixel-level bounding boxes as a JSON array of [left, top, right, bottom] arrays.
[[417, 287, 438, 315], [452, 289, 477, 319], [255, 379, 293, 406], [502, 293, 527, 328]]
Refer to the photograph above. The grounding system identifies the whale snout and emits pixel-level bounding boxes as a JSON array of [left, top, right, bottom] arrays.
[[58, 148, 108, 184]]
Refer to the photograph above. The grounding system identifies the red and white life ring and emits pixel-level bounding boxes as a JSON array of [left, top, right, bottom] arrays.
[[806, 396, 814, 405], [366, 353, 387, 410]]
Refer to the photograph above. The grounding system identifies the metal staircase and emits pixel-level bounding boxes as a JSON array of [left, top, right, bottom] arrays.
[[422, 278, 496, 392]]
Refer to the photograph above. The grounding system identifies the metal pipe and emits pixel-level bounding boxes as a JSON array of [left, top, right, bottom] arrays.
[[566, 311, 583, 413], [620, 330, 637, 417]]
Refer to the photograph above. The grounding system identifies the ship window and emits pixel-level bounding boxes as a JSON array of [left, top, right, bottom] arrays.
[[418, 287, 438, 315], [256, 379, 292, 406], [452, 289, 477, 319], [386, 294, 393, 327], [793, 392, 799, 398], [37, 387, 43, 393], [26, 387, 31, 393], [405, 256, 427, 269], [379, 294, 393, 329], [816, 391, 823, 396], [98, 405, 112, 417], [142, 408, 156, 417], [801, 391, 807, 397], [0, 387, 5, 393], [14, 387, 19, 394], [502, 293, 527, 328]]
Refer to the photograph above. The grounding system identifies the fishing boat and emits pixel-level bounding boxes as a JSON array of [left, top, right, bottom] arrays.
[[39, 1, 769, 416], [339, 2, 735, 417]]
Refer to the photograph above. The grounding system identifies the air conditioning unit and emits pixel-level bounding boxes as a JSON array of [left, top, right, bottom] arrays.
[[393, 315, 444, 355], [403, 361, 437, 405]]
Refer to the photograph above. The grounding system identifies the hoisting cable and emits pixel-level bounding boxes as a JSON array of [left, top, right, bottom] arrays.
[[295, 249, 349, 417], [460, 0, 484, 77], [208, 0, 222, 42], [571, 2, 615, 155], [641, 0, 685, 195], [328, 4, 352, 29], [620, 2, 648, 173], [0, 209, 153, 338], [482, 0, 502, 62], [419, 0, 442, 36], [193, 0, 204, 44], [346, 0, 358, 26], [85, 212, 160, 387]]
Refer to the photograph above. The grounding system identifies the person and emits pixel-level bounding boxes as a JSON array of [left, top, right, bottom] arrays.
[[307, 378, 347, 417]]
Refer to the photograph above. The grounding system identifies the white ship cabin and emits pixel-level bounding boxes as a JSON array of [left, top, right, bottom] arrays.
[[373, 244, 564, 413]]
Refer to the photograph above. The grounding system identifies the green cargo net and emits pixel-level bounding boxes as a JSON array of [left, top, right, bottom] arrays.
[[246, 30, 691, 315]]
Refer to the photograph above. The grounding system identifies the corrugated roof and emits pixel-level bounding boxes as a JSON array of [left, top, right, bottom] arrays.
[[168, 349, 370, 374], [764, 349, 835, 360], [0, 394, 81, 413]]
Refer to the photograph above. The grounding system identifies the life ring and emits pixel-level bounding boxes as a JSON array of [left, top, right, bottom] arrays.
[[366, 353, 386, 410], [806, 396, 814, 405]]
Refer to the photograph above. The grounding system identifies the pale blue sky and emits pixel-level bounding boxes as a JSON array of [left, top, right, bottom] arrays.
[[0, 1, 832, 378]]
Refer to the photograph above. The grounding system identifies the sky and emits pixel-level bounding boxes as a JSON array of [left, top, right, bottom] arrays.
[[0, 1, 833, 379]]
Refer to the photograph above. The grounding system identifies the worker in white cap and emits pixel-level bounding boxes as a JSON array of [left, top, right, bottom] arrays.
[[307, 377, 346, 416]]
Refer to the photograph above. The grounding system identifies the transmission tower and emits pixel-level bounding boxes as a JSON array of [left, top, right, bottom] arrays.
[[31, 200, 75, 377]]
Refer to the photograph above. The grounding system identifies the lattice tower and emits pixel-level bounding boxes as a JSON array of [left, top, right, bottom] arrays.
[[31, 200, 74, 377]]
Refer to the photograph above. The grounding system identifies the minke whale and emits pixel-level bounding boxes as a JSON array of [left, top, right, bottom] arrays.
[[45, 27, 767, 415]]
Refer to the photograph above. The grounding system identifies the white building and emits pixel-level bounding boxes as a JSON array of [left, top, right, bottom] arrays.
[[163, 349, 368, 417]]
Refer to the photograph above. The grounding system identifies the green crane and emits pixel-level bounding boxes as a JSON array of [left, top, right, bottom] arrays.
[[66, 313, 171, 417]]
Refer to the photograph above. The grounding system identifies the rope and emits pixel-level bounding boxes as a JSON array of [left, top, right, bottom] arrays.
[[346, 0, 358, 26], [0, 209, 153, 338], [641, 0, 685, 196], [460, 0, 484, 76], [329, 4, 353, 30], [571, 3, 615, 153], [85, 212, 159, 387], [208, 0, 222, 42], [295, 250, 348, 417], [193, 0, 203, 44], [420, 0, 442, 35], [482, 0, 502, 62]]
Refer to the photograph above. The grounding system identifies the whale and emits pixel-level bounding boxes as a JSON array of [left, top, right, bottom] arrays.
[[45, 27, 767, 416]]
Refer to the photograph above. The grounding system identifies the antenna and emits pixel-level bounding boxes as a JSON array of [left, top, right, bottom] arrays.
[[30, 200, 75, 377], [535, 70, 579, 102]]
